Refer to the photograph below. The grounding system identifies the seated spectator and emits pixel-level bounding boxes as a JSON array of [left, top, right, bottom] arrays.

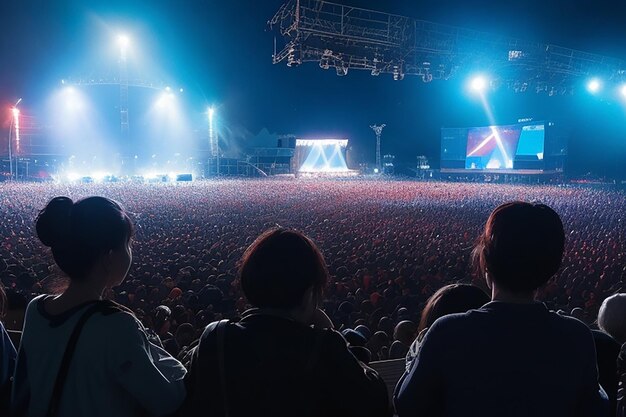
[[395, 201, 608, 417], [182, 228, 390, 417], [598, 294, 626, 345], [597, 293, 626, 416], [389, 320, 417, 360], [12, 196, 186, 417], [404, 283, 489, 371]]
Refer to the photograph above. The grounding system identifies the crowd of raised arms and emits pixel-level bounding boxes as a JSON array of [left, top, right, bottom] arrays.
[[0, 179, 625, 416]]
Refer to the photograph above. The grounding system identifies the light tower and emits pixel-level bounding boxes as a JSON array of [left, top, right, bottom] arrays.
[[208, 106, 219, 175], [118, 35, 130, 139], [370, 124, 386, 173], [7, 98, 22, 181]]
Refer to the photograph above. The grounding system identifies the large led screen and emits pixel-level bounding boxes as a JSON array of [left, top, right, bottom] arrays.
[[465, 125, 521, 170]]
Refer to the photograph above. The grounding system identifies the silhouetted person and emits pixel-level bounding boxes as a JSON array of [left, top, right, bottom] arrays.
[[395, 201, 607, 417], [182, 228, 390, 417], [403, 283, 489, 372], [596, 293, 626, 416], [12, 196, 186, 417]]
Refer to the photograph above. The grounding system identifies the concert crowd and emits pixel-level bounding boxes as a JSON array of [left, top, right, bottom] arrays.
[[0, 179, 625, 416]]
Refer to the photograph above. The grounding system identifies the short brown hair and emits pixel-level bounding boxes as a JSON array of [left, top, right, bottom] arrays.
[[239, 228, 328, 309], [473, 201, 565, 293]]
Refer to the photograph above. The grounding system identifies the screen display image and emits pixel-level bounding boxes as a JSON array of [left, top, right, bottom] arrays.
[[516, 124, 545, 160], [465, 125, 521, 170]]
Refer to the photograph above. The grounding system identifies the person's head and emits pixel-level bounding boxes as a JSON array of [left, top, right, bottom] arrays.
[[36, 196, 134, 288], [598, 294, 626, 344], [175, 322, 196, 348], [153, 305, 172, 335], [239, 228, 328, 321], [473, 201, 565, 295], [419, 284, 490, 333], [393, 320, 417, 346]]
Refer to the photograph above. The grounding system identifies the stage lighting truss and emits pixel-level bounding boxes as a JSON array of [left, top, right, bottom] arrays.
[[296, 138, 348, 147], [269, 0, 626, 92]]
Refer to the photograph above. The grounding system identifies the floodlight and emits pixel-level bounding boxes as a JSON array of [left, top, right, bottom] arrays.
[[66, 172, 81, 182], [587, 78, 601, 93], [620, 84, 626, 97], [118, 35, 129, 48], [470, 76, 488, 92]]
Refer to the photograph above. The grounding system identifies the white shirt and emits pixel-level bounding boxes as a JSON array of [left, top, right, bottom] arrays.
[[13, 295, 187, 417]]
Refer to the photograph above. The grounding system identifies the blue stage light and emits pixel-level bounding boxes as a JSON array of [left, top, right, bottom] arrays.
[[586, 78, 601, 93], [470, 76, 488, 93]]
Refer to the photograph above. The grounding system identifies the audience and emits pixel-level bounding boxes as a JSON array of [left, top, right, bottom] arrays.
[[12, 196, 186, 417], [0, 180, 622, 415], [395, 201, 608, 417]]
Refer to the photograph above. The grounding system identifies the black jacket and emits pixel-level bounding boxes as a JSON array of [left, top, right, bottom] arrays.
[[181, 310, 390, 417]]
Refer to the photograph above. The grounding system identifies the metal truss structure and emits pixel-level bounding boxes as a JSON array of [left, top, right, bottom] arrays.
[[269, 0, 626, 92], [63, 77, 166, 90]]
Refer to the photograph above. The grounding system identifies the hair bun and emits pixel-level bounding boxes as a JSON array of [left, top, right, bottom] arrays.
[[36, 197, 74, 248]]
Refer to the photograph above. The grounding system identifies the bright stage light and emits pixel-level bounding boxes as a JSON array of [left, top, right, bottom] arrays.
[[12, 107, 20, 118], [208, 106, 215, 119], [587, 78, 601, 93], [297, 139, 349, 173], [470, 76, 488, 92], [155, 92, 176, 108], [62, 86, 84, 110], [118, 35, 129, 48], [620, 84, 626, 97], [66, 172, 81, 182], [91, 171, 109, 183]]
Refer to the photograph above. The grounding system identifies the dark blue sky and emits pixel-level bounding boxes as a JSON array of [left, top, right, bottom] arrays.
[[1, 0, 626, 176]]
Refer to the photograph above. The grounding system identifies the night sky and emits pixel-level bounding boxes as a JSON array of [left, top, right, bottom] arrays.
[[1, 0, 626, 176]]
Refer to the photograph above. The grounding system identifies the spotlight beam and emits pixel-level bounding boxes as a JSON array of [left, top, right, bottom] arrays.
[[490, 125, 512, 168], [467, 132, 495, 157]]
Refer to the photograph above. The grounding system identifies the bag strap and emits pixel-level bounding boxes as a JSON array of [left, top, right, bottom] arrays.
[[46, 300, 121, 417], [216, 319, 230, 417]]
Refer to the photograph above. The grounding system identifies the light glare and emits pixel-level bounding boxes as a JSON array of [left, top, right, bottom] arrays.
[[470, 76, 488, 92], [587, 78, 601, 93], [118, 35, 129, 48]]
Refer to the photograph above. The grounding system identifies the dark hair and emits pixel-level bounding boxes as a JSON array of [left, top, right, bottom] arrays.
[[473, 201, 565, 293], [36, 196, 133, 281], [239, 228, 328, 310], [418, 284, 489, 333]]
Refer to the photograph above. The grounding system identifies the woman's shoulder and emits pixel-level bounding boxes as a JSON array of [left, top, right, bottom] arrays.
[[94, 301, 143, 332]]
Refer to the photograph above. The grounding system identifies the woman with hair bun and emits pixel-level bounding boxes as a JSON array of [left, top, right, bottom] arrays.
[[12, 196, 186, 417]]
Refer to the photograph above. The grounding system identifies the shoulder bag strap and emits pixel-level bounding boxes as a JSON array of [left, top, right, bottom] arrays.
[[216, 319, 230, 417], [46, 301, 117, 417]]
